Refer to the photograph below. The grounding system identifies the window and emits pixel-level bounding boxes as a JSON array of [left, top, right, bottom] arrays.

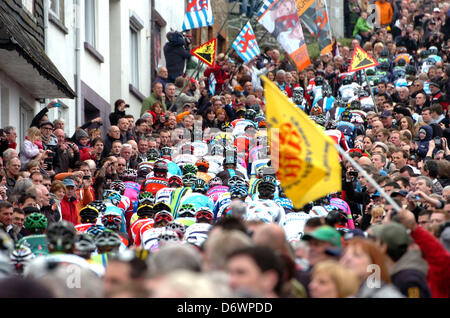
[[50, 0, 64, 22], [129, 12, 144, 89], [130, 28, 139, 88], [85, 0, 96, 47]]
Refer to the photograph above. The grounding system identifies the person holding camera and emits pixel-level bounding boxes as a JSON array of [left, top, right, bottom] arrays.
[[163, 31, 192, 83], [172, 76, 201, 114], [52, 129, 80, 174], [109, 99, 129, 126]]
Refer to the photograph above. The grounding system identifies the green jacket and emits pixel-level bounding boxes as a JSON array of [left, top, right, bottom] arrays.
[[141, 93, 166, 115], [353, 17, 372, 37]]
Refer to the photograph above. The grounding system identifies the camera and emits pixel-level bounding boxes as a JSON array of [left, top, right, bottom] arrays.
[[83, 175, 91, 180], [434, 137, 443, 150], [349, 171, 358, 178]]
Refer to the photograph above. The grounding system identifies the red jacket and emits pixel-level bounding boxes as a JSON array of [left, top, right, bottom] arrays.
[[411, 226, 450, 298], [60, 196, 79, 226]]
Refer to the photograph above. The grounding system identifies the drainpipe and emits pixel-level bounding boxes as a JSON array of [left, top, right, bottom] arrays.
[[75, 0, 82, 127]]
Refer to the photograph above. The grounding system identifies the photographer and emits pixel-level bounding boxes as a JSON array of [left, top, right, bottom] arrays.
[[109, 99, 129, 126], [163, 31, 192, 83], [52, 128, 80, 174], [172, 76, 201, 114]]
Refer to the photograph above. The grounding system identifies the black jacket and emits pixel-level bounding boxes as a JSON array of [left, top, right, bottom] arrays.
[[163, 41, 191, 82], [109, 109, 126, 126]]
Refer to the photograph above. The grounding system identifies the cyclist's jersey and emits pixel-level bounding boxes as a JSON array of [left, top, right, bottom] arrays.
[[142, 227, 164, 251], [325, 129, 350, 152], [339, 83, 359, 100], [89, 252, 115, 269], [184, 223, 211, 247], [203, 155, 223, 175], [214, 192, 232, 219], [207, 185, 229, 203], [191, 141, 209, 157], [171, 187, 193, 218], [317, 96, 335, 114], [75, 223, 95, 233], [123, 181, 140, 207], [142, 177, 169, 195], [25, 252, 104, 277], [18, 234, 48, 257], [155, 187, 176, 205], [246, 199, 285, 224], [274, 197, 294, 211], [180, 193, 215, 212], [329, 198, 355, 229], [326, 106, 346, 121], [167, 161, 183, 176], [428, 54, 442, 63], [130, 218, 154, 244], [336, 121, 357, 148], [249, 178, 260, 196], [280, 212, 311, 242]]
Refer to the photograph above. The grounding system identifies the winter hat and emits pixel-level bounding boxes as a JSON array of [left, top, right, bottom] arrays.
[[75, 129, 89, 141]]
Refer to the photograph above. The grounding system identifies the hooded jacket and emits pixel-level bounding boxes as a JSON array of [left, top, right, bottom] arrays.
[[163, 34, 191, 82], [390, 249, 432, 298], [416, 125, 433, 159]]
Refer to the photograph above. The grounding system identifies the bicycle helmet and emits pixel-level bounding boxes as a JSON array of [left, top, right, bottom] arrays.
[[182, 173, 197, 187], [380, 48, 389, 58], [137, 166, 152, 181], [167, 175, 182, 188], [74, 232, 96, 255], [228, 175, 248, 188], [154, 211, 174, 227], [182, 163, 198, 175], [24, 213, 48, 234], [88, 200, 107, 214], [342, 75, 353, 85], [312, 114, 327, 127], [245, 109, 257, 121], [10, 246, 35, 274], [340, 110, 353, 122], [314, 76, 324, 86], [153, 159, 168, 178], [257, 175, 277, 193], [210, 144, 225, 156], [94, 229, 122, 249], [103, 189, 122, 206], [195, 207, 214, 224], [121, 169, 137, 182], [166, 221, 186, 239], [191, 178, 208, 194], [157, 229, 180, 244], [79, 206, 100, 224], [326, 120, 337, 130], [230, 186, 249, 200], [86, 224, 106, 238], [428, 46, 438, 55], [246, 201, 274, 223], [153, 202, 172, 214], [195, 158, 210, 171], [137, 204, 155, 219], [208, 177, 223, 188], [101, 212, 123, 231], [161, 146, 173, 158], [138, 191, 155, 205], [350, 99, 361, 110], [310, 105, 323, 116], [178, 204, 197, 218], [46, 221, 77, 252], [110, 180, 126, 195], [147, 149, 161, 161]]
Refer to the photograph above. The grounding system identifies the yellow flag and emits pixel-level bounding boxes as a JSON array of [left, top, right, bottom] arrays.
[[262, 76, 341, 209]]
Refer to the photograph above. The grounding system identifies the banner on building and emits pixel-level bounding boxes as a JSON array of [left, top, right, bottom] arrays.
[[258, 0, 311, 71]]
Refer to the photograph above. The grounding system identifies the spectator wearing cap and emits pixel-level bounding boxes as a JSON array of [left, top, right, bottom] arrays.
[[39, 121, 58, 151], [73, 129, 91, 161], [378, 222, 431, 298], [296, 226, 342, 296], [60, 178, 79, 225], [380, 110, 397, 129]]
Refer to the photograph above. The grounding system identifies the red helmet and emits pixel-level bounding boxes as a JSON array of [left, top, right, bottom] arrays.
[[195, 158, 209, 170]]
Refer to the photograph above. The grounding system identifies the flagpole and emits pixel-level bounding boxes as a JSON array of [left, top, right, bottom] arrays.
[[334, 144, 402, 213], [364, 68, 378, 113]]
